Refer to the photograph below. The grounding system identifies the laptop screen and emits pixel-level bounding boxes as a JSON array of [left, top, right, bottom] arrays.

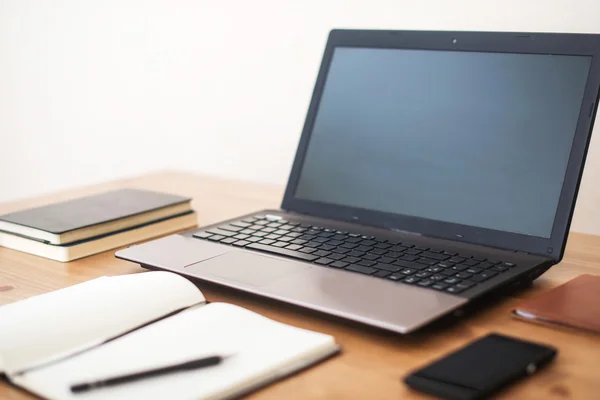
[[294, 47, 592, 238]]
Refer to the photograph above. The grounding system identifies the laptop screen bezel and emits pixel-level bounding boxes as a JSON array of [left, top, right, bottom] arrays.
[[281, 29, 600, 261]]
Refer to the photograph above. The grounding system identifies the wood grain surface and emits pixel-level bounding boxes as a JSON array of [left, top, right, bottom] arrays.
[[1, 171, 599, 399]]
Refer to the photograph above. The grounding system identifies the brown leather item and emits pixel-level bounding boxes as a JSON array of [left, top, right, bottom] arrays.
[[513, 274, 600, 334]]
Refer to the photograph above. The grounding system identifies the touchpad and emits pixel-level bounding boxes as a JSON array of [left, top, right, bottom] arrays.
[[184, 251, 311, 287]]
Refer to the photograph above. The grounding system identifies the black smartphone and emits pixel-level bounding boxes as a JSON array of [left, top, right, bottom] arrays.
[[403, 333, 557, 400]]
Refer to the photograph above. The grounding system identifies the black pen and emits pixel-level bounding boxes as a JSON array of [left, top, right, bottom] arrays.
[[70, 355, 227, 394]]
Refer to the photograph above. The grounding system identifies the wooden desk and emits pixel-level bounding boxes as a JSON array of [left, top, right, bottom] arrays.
[[2, 171, 600, 399]]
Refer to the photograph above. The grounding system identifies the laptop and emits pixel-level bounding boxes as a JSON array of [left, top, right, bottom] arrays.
[[117, 29, 600, 334]]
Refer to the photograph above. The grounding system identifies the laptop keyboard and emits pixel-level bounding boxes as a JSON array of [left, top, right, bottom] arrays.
[[192, 214, 517, 295]]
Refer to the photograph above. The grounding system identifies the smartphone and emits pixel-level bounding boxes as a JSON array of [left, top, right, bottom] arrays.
[[404, 333, 557, 400]]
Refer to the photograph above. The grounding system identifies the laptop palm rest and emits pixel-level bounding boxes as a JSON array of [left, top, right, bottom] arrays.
[[185, 252, 311, 287]]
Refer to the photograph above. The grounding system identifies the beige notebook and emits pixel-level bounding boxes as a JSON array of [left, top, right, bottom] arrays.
[[0, 272, 339, 400]]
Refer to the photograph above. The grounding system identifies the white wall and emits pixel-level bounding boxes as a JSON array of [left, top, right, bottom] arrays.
[[1, 0, 599, 234]]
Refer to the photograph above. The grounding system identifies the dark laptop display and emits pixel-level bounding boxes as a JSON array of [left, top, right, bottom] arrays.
[[295, 48, 591, 238]]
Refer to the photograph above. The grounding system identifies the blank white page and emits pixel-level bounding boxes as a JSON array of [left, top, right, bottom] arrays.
[[0, 272, 204, 375], [14, 303, 337, 400]]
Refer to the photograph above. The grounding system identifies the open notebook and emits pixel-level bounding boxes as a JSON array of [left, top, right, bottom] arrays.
[[0, 272, 340, 400]]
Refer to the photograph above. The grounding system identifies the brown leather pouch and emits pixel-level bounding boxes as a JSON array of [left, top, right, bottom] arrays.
[[512, 274, 600, 334]]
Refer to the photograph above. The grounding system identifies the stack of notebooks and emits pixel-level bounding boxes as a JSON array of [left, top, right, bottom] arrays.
[[0, 189, 197, 262], [0, 271, 339, 399]]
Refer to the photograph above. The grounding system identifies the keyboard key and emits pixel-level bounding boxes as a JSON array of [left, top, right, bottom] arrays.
[[374, 263, 401, 272], [346, 264, 377, 275], [246, 236, 262, 242], [327, 240, 344, 246], [446, 286, 466, 294], [471, 256, 486, 262], [385, 251, 403, 259], [491, 265, 509, 272], [305, 241, 322, 248], [346, 237, 362, 243], [285, 244, 303, 251], [390, 245, 408, 252], [456, 280, 475, 290], [233, 233, 250, 240], [328, 253, 346, 260], [348, 233, 361, 237], [415, 271, 432, 278], [207, 235, 225, 241], [422, 252, 449, 261], [466, 267, 483, 274], [332, 247, 350, 254], [329, 261, 349, 268], [374, 270, 391, 278], [313, 250, 332, 257], [437, 262, 455, 269], [393, 260, 428, 270], [262, 227, 277, 233], [299, 247, 317, 254], [301, 234, 316, 241], [362, 253, 380, 261], [452, 264, 469, 271], [287, 232, 302, 238], [241, 217, 258, 223], [219, 225, 242, 232], [292, 227, 307, 232], [455, 272, 473, 279], [414, 246, 429, 251], [315, 258, 333, 265], [259, 239, 276, 245], [253, 219, 268, 225], [274, 229, 289, 236], [267, 222, 282, 228], [403, 276, 420, 284], [440, 269, 456, 276], [387, 274, 403, 281], [240, 229, 256, 235], [425, 266, 442, 273], [291, 239, 308, 245], [357, 259, 377, 267], [320, 244, 336, 251], [247, 243, 319, 262], [249, 224, 264, 231], [332, 234, 346, 240], [377, 256, 396, 264], [400, 254, 419, 262], [503, 262, 516, 268], [374, 243, 391, 250], [341, 243, 358, 249], [417, 279, 434, 287], [286, 221, 300, 226], [432, 282, 449, 290], [463, 259, 479, 266], [430, 274, 445, 281], [347, 250, 366, 258], [220, 237, 237, 244], [207, 228, 236, 237], [272, 241, 289, 247], [370, 249, 388, 255], [277, 236, 294, 243], [471, 271, 498, 282], [449, 256, 466, 263], [341, 256, 361, 264], [405, 249, 422, 255], [318, 232, 335, 238], [416, 258, 437, 266], [265, 234, 281, 240], [444, 277, 460, 285], [399, 268, 416, 275], [232, 240, 250, 247], [361, 240, 377, 246], [356, 245, 373, 252], [193, 231, 212, 239], [478, 262, 494, 269], [313, 237, 329, 243], [442, 251, 458, 256], [428, 248, 444, 254]]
